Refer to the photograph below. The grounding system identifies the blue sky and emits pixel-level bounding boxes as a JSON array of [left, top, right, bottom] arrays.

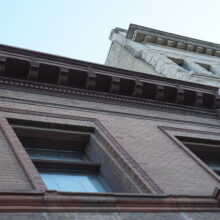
[[0, 0, 220, 64]]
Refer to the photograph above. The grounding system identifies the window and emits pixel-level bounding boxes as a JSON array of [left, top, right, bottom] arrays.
[[196, 62, 214, 74], [9, 119, 113, 193], [176, 136, 220, 176], [169, 57, 191, 71], [27, 148, 111, 193]]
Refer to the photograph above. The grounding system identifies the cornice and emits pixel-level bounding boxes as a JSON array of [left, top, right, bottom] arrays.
[[0, 77, 217, 117], [0, 44, 218, 91], [0, 44, 219, 112], [127, 24, 220, 57]]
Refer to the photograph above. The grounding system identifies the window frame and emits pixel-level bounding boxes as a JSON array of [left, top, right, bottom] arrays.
[[158, 125, 220, 183], [0, 116, 155, 194], [168, 57, 191, 72], [9, 120, 113, 193], [175, 136, 220, 176]]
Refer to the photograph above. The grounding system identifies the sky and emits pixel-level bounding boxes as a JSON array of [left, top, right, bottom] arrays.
[[0, 0, 220, 64]]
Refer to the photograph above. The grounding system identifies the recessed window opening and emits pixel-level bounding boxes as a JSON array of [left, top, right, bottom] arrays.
[[8, 119, 113, 193], [196, 62, 215, 74], [169, 57, 191, 71], [176, 136, 220, 176]]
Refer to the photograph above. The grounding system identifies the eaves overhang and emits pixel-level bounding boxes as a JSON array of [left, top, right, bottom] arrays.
[[0, 44, 219, 113]]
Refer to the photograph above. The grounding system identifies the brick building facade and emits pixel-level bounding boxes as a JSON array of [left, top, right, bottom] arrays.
[[106, 24, 220, 88], [0, 25, 220, 219]]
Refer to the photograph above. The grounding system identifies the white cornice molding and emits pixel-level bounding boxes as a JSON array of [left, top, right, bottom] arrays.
[[126, 24, 220, 58]]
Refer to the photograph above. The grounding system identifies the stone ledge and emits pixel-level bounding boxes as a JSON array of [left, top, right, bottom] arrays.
[[0, 191, 219, 212]]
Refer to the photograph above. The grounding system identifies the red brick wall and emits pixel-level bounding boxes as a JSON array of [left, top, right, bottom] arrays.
[[0, 89, 219, 195]]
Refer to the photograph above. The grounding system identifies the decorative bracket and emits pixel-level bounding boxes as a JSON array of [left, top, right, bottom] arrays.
[[175, 88, 184, 104], [0, 57, 6, 73], [133, 81, 143, 97], [85, 72, 96, 90], [58, 67, 69, 85], [155, 85, 164, 101], [194, 92, 203, 107], [214, 96, 220, 109], [28, 62, 39, 81], [110, 76, 120, 94]]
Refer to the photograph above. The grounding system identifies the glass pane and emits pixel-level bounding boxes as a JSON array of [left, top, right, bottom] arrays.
[[26, 148, 85, 162], [40, 170, 111, 193], [182, 64, 191, 71], [40, 150, 63, 160], [205, 161, 220, 171], [62, 151, 85, 162], [26, 148, 41, 159], [40, 172, 61, 191]]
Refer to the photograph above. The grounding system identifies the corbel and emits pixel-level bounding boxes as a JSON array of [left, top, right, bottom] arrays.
[[132, 80, 143, 97], [155, 84, 165, 101], [110, 76, 120, 94], [28, 61, 39, 81], [216, 109, 220, 119], [85, 70, 96, 90], [194, 92, 203, 107], [175, 88, 184, 104], [58, 67, 69, 85], [0, 57, 6, 73], [214, 96, 220, 109]]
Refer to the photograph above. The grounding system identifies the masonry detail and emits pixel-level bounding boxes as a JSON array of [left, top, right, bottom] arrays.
[[1, 25, 220, 218]]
